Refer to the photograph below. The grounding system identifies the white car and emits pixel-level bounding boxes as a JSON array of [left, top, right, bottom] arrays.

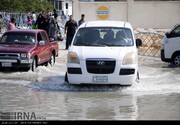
[[161, 24, 180, 66], [65, 21, 142, 85]]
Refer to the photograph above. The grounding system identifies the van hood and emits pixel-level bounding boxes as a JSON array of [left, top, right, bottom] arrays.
[[69, 46, 135, 61]]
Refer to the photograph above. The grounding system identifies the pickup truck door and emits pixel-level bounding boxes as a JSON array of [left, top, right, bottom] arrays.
[[37, 32, 51, 64]]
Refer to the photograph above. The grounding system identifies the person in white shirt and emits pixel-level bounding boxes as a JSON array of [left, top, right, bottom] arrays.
[[32, 12, 36, 26]]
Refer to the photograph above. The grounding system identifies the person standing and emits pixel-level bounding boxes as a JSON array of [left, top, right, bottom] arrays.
[[8, 17, 16, 31], [64, 15, 77, 49], [53, 9, 58, 20], [78, 14, 85, 26], [32, 12, 37, 26], [4, 13, 10, 31], [35, 13, 45, 30], [0, 14, 3, 33], [27, 13, 32, 29]]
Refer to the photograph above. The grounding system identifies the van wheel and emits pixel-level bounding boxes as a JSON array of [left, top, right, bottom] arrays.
[[173, 54, 180, 67], [31, 58, 37, 72], [49, 54, 55, 66], [65, 72, 69, 83]]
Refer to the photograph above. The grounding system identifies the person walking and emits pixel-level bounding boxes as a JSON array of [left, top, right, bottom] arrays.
[[60, 11, 66, 28], [78, 14, 85, 26], [64, 15, 77, 49]]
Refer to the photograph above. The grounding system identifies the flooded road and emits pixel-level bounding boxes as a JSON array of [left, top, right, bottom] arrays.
[[0, 42, 180, 120]]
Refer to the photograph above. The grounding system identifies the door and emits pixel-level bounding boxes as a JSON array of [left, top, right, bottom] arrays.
[[165, 25, 180, 59]]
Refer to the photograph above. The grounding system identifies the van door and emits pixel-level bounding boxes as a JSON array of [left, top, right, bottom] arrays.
[[165, 25, 180, 59]]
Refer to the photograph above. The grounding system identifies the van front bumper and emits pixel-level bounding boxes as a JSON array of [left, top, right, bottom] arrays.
[[161, 49, 171, 62]]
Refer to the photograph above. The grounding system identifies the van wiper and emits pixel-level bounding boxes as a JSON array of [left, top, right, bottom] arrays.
[[91, 43, 108, 47]]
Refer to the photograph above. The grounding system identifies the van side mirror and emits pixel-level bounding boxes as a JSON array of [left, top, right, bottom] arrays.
[[165, 32, 170, 38], [136, 38, 142, 47]]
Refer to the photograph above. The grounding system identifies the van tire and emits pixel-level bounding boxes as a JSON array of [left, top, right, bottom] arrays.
[[173, 54, 180, 67], [65, 72, 69, 83]]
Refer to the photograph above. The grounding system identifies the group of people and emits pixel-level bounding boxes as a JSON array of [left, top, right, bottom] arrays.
[[0, 10, 86, 50], [0, 13, 16, 32]]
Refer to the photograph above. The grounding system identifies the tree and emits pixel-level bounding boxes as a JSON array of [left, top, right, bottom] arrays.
[[0, 0, 53, 12]]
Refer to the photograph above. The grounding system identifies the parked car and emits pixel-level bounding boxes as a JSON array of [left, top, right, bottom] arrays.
[[0, 29, 59, 71], [65, 20, 142, 85], [161, 24, 180, 66]]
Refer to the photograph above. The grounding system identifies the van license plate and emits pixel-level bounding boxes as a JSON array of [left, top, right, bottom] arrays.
[[2, 63, 12, 67], [92, 76, 108, 83]]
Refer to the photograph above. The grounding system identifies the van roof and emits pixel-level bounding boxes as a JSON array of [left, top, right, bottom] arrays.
[[80, 20, 133, 29]]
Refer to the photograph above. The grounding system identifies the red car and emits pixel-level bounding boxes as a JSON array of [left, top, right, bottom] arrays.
[[0, 29, 59, 71]]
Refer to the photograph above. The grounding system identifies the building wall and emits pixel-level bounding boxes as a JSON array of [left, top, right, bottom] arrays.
[[72, 0, 180, 29]]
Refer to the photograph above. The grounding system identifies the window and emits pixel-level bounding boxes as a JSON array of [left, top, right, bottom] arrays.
[[41, 32, 48, 44], [170, 26, 180, 38], [73, 27, 134, 46]]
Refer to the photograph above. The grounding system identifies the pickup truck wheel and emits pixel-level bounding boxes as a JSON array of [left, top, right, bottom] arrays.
[[31, 58, 37, 72], [173, 55, 180, 67], [49, 54, 55, 66], [65, 72, 69, 83]]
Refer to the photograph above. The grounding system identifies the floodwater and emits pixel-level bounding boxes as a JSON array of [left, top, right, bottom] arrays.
[[0, 42, 180, 120]]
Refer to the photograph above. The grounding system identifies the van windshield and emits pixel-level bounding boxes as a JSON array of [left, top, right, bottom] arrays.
[[73, 27, 134, 46]]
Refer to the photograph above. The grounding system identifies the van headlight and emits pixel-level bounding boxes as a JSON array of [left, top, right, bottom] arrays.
[[122, 53, 137, 65], [67, 52, 80, 64]]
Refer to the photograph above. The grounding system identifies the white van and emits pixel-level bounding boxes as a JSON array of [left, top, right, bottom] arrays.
[[161, 24, 180, 66], [65, 21, 142, 85]]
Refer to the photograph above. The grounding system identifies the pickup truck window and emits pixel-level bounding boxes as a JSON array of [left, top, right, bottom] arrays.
[[0, 33, 35, 45], [73, 27, 134, 47], [41, 31, 48, 44], [37, 33, 43, 42]]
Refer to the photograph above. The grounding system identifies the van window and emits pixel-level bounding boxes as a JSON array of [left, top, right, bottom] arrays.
[[73, 27, 134, 46], [170, 26, 180, 38]]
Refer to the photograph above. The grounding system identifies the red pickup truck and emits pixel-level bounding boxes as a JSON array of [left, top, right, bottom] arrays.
[[0, 29, 59, 71]]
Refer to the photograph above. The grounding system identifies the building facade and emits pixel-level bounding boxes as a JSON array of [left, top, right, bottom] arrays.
[[48, 0, 73, 16]]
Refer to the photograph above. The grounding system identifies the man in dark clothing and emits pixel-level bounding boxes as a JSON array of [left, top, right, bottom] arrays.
[[53, 9, 58, 20], [78, 14, 85, 26], [35, 13, 45, 30], [65, 15, 78, 49]]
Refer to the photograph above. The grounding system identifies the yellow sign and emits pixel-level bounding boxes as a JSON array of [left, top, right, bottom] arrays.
[[97, 6, 109, 20]]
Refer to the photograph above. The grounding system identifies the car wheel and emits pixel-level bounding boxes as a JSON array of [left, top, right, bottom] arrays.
[[31, 57, 37, 72], [49, 53, 55, 66], [173, 54, 180, 67], [65, 72, 69, 83]]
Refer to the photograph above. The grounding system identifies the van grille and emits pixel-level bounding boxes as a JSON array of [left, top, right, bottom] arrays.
[[86, 58, 116, 74]]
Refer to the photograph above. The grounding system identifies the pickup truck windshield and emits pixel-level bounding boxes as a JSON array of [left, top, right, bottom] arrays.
[[0, 33, 36, 45], [73, 27, 134, 47]]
